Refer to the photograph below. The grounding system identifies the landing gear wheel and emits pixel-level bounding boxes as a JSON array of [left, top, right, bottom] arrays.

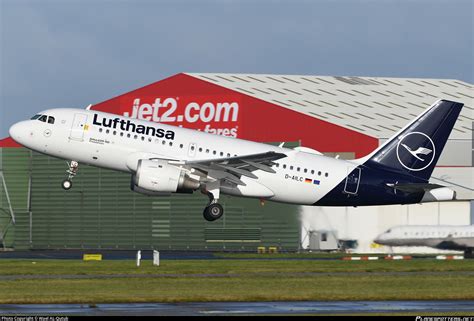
[[62, 160, 79, 191], [203, 203, 224, 221], [61, 179, 72, 190]]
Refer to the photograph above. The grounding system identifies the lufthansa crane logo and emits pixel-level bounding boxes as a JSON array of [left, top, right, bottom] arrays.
[[396, 132, 436, 171]]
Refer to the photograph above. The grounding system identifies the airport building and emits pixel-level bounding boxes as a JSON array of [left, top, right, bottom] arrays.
[[1, 73, 472, 253]]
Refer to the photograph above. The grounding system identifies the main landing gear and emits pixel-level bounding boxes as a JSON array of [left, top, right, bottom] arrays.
[[202, 187, 224, 222], [62, 160, 79, 190]]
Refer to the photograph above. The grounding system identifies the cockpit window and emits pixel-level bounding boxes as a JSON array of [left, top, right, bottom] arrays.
[[31, 114, 41, 120], [386, 229, 391, 233], [47, 116, 55, 124], [38, 115, 48, 122]]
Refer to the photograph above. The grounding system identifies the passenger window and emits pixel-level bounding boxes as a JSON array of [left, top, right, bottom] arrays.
[[311, 170, 314, 174], [134, 135, 138, 139], [290, 166, 293, 170], [318, 171, 321, 176], [99, 128, 103, 133], [113, 131, 117, 135], [206, 149, 210, 153], [199, 147, 203, 152], [297, 167, 300, 172], [191, 145, 195, 151], [47, 116, 55, 124], [162, 140, 166, 145], [106, 129, 110, 134], [38, 115, 47, 122], [180, 144, 184, 148], [220, 152, 223, 156], [127, 133, 131, 138], [141, 136, 145, 141], [148, 137, 152, 142], [325, 173, 329, 177], [213, 150, 216, 155], [120, 132, 124, 137], [304, 169, 307, 173], [169, 142, 173, 146], [227, 153, 230, 157]]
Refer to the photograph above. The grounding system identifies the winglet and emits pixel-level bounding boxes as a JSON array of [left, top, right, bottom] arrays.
[[86, 104, 92, 110]]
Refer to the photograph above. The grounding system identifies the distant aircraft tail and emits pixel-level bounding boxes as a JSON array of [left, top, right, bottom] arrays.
[[361, 99, 464, 181]]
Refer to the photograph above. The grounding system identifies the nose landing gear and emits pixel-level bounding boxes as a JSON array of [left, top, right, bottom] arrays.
[[62, 161, 79, 190]]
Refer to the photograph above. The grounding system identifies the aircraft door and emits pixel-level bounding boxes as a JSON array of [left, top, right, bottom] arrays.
[[344, 167, 361, 195], [69, 113, 88, 141]]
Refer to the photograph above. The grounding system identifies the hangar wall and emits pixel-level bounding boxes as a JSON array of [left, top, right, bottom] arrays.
[[301, 201, 471, 253], [0, 147, 300, 251]]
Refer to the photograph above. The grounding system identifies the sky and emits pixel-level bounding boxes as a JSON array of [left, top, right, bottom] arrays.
[[1, 0, 473, 137]]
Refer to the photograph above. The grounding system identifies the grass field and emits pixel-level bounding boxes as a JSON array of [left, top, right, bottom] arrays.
[[0, 256, 473, 304]]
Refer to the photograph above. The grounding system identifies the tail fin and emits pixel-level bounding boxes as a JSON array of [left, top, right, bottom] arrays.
[[362, 99, 464, 181]]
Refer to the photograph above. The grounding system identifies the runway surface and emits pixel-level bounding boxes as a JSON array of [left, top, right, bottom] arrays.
[[0, 250, 217, 260], [0, 250, 451, 261], [1, 271, 473, 280], [1, 301, 473, 315]]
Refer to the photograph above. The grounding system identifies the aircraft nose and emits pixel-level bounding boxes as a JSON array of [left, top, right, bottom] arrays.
[[9, 121, 30, 145], [373, 234, 385, 245]]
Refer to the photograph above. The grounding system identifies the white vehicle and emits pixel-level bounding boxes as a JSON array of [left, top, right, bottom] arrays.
[[9, 99, 463, 221], [374, 225, 474, 256]]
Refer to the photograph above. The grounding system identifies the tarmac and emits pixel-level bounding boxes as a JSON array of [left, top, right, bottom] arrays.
[[1, 271, 473, 280], [0, 250, 217, 260], [1, 301, 473, 315], [0, 250, 456, 261]]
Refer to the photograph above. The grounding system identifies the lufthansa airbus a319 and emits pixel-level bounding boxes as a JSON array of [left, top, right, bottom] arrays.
[[9, 100, 464, 221]]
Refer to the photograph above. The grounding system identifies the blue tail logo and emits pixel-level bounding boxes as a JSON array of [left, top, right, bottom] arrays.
[[396, 132, 435, 171], [364, 100, 463, 181]]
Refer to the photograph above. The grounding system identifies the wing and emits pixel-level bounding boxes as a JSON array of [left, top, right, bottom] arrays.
[[175, 151, 287, 186]]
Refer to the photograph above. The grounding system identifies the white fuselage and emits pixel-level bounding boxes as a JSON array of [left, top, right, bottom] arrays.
[[9, 108, 358, 205], [375, 225, 474, 250]]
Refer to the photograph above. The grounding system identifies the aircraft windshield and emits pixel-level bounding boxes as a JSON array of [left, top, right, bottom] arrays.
[[31, 114, 55, 124]]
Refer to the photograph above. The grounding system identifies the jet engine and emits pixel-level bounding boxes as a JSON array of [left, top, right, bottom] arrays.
[[131, 159, 200, 195]]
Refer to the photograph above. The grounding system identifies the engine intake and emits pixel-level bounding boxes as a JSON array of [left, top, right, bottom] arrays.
[[131, 159, 200, 195]]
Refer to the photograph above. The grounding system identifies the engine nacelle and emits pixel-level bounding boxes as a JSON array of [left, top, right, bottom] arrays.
[[131, 159, 200, 195]]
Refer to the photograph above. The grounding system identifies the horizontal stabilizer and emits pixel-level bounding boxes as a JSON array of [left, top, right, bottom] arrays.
[[386, 183, 446, 193]]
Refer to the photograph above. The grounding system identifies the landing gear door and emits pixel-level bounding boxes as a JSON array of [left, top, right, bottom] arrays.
[[344, 167, 361, 195], [69, 113, 88, 141]]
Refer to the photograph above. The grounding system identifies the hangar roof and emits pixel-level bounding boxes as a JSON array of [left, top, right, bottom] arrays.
[[187, 73, 473, 140]]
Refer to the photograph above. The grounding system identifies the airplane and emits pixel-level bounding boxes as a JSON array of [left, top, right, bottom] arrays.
[[8, 99, 464, 221], [374, 225, 474, 256]]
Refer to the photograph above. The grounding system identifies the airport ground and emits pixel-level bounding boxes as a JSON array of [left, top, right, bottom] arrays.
[[0, 252, 473, 307]]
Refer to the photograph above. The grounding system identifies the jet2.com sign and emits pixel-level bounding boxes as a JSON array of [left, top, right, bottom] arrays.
[[119, 95, 241, 137]]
